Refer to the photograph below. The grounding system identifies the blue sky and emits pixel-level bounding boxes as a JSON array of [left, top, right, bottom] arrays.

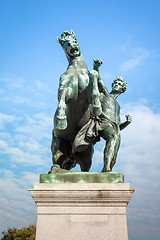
[[0, 0, 160, 239]]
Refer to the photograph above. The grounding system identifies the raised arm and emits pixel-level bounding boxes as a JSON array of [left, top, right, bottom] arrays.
[[93, 58, 108, 95]]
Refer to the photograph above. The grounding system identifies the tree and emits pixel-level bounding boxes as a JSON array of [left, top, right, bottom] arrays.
[[1, 224, 36, 240]]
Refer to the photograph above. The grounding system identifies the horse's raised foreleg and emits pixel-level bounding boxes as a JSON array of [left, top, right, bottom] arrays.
[[56, 75, 77, 130]]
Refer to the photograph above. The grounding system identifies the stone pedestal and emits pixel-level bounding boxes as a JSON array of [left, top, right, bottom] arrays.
[[29, 183, 134, 240]]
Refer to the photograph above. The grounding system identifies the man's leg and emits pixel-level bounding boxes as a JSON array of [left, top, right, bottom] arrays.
[[110, 135, 120, 170], [99, 124, 120, 172]]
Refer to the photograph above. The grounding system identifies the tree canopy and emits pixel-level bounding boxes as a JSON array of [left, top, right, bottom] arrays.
[[1, 224, 36, 240]]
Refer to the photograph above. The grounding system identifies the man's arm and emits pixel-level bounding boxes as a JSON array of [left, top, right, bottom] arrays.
[[93, 58, 108, 95], [120, 115, 132, 130]]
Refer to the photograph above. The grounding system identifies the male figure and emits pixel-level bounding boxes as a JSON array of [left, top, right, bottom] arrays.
[[76, 59, 132, 172], [96, 76, 132, 172], [72, 59, 132, 172]]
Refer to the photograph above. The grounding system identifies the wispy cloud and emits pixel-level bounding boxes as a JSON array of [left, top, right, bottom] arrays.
[[101, 72, 114, 81], [119, 101, 160, 238], [0, 113, 19, 130], [35, 80, 52, 92], [0, 72, 56, 111], [0, 139, 45, 166], [119, 47, 150, 72], [0, 111, 52, 166], [0, 169, 38, 233], [0, 73, 25, 89]]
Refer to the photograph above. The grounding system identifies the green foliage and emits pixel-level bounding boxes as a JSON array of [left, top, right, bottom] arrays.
[[1, 224, 36, 240]]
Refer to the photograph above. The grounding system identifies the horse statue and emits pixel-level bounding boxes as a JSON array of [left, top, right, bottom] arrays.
[[50, 30, 105, 172]]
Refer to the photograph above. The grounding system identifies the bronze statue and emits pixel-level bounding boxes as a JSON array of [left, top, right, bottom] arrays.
[[99, 77, 132, 172], [51, 30, 102, 172], [72, 60, 132, 172], [50, 30, 132, 173]]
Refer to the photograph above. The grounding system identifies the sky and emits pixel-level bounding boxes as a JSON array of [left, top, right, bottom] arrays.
[[0, 0, 160, 239]]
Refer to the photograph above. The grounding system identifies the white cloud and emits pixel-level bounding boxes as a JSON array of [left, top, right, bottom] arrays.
[[120, 102, 160, 167], [119, 47, 150, 72], [0, 73, 55, 112], [15, 113, 52, 144], [118, 102, 160, 238], [35, 80, 52, 92], [12, 96, 33, 105], [0, 138, 45, 165], [0, 111, 52, 166], [0, 113, 18, 130], [101, 72, 114, 81], [0, 170, 38, 234], [0, 73, 25, 88]]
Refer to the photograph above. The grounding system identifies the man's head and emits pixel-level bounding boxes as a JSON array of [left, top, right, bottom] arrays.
[[111, 77, 127, 94]]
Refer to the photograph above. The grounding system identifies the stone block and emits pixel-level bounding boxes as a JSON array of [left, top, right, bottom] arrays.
[[29, 183, 134, 240]]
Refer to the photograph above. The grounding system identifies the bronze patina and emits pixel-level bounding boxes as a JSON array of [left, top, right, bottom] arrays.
[[50, 30, 132, 174]]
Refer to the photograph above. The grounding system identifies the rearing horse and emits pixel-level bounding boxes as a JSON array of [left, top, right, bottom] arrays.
[[51, 30, 102, 171]]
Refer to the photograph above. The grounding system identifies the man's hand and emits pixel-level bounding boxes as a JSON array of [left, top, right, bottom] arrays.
[[125, 114, 132, 123], [120, 115, 132, 130]]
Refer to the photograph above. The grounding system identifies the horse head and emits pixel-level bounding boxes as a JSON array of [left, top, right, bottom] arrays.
[[57, 30, 81, 61]]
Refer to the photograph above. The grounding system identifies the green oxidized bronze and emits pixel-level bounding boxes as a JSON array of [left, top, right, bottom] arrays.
[[41, 165, 124, 183], [50, 30, 132, 176]]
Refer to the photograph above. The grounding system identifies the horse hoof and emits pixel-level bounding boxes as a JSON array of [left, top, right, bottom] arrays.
[[48, 165, 60, 174], [56, 116, 67, 130]]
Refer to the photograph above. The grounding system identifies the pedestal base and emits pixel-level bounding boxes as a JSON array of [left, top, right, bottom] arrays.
[[29, 183, 134, 240], [40, 171, 124, 183]]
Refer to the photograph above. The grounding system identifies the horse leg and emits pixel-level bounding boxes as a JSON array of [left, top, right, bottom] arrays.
[[56, 75, 78, 130], [51, 130, 63, 166], [77, 144, 94, 172], [50, 131, 72, 173], [56, 86, 68, 130]]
